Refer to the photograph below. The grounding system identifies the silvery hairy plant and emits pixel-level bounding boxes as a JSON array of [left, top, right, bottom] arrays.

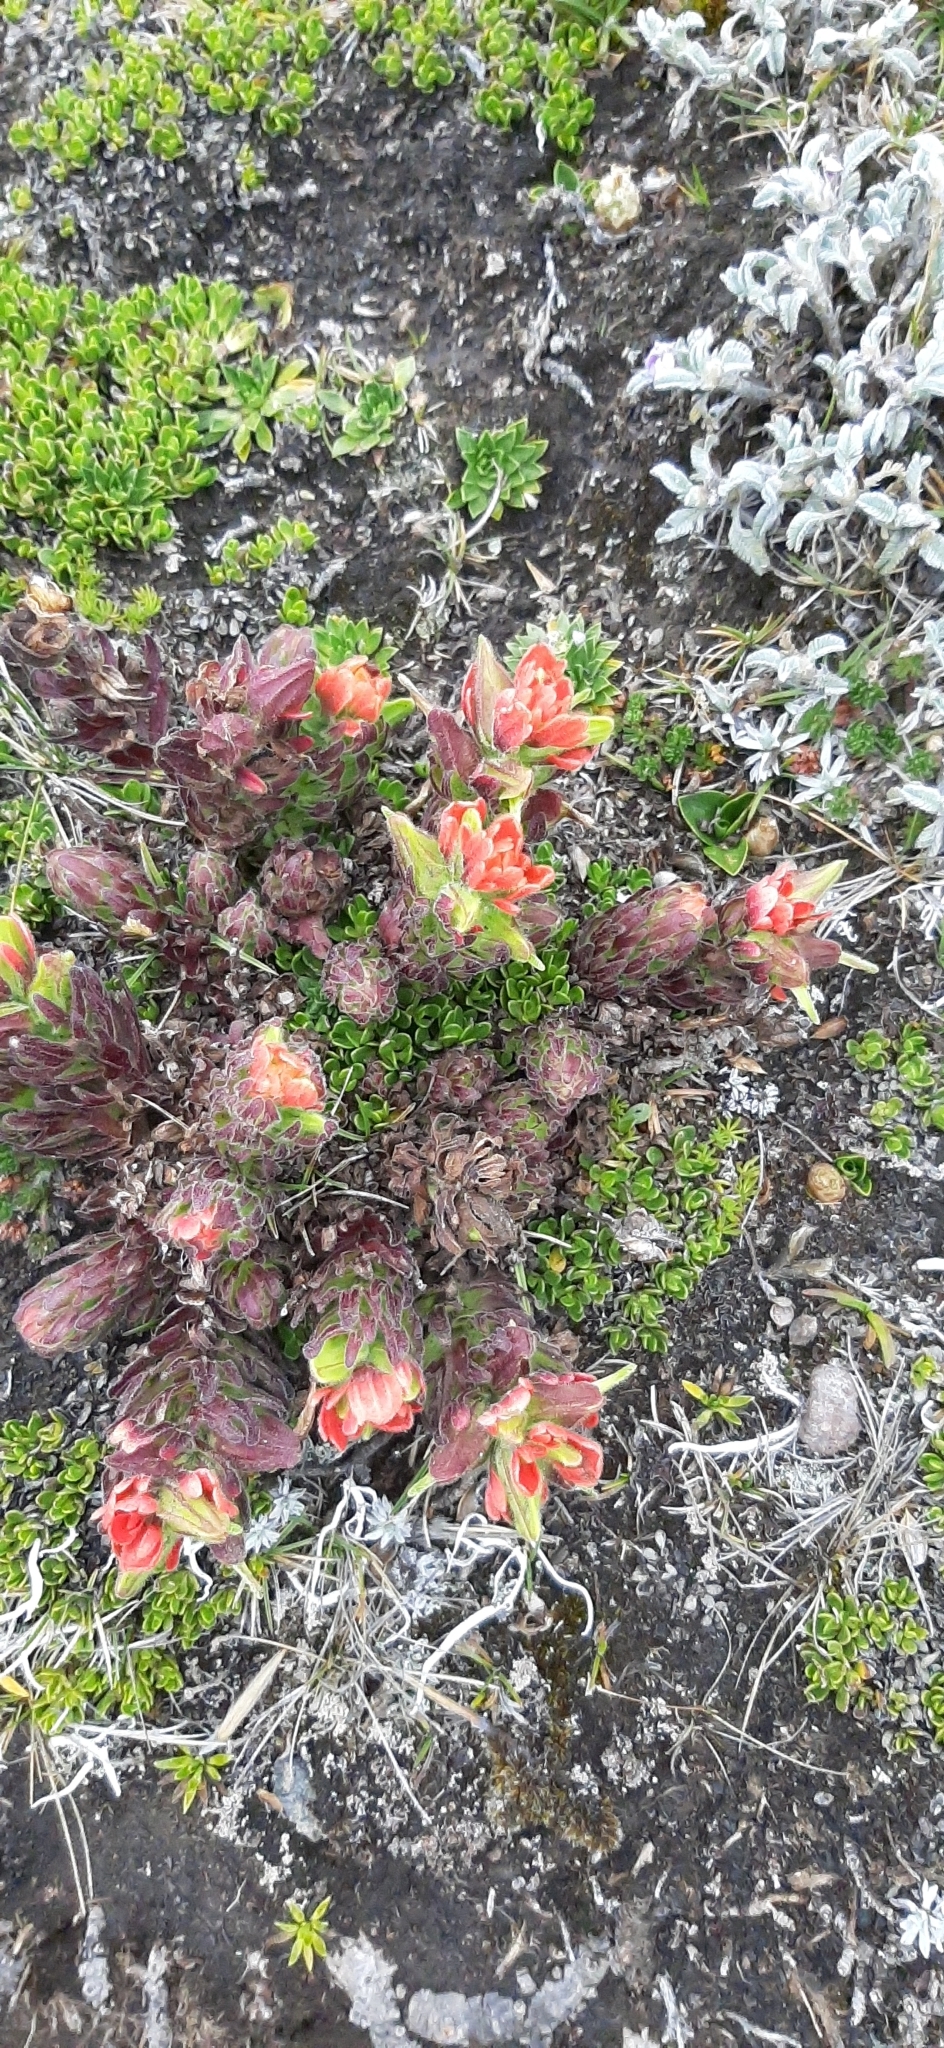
[[635, 0, 792, 136], [629, 2, 944, 604]]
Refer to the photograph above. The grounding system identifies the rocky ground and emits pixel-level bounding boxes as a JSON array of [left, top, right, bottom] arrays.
[[1, 21, 943, 2048]]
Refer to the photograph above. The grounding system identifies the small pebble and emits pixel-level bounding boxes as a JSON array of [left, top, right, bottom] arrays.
[[746, 816, 780, 857], [769, 1296, 795, 1329], [806, 1162, 846, 1205], [788, 1313, 818, 1350], [799, 1360, 860, 1454]]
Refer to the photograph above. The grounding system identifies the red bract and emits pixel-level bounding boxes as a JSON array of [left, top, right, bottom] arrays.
[[478, 1372, 604, 1543], [97, 1475, 180, 1580], [743, 863, 819, 935], [0, 915, 36, 1000], [296, 1213, 423, 1446], [492, 645, 596, 770], [719, 860, 846, 1005], [156, 1466, 242, 1545], [203, 1025, 334, 1170], [437, 800, 553, 915], [313, 658, 390, 734], [248, 1030, 325, 1111], [153, 1165, 269, 1263], [483, 1422, 603, 1527], [314, 1356, 425, 1451]]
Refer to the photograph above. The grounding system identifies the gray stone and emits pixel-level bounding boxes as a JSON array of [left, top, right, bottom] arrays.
[[526, 1946, 611, 2041], [270, 1753, 324, 1843], [799, 1361, 860, 1455], [406, 1989, 521, 2045]]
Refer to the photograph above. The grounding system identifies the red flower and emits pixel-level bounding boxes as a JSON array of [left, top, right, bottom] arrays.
[[313, 1357, 425, 1451], [437, 800, 554, 915], [97, 1475, 180, 1577], [743, 862, 819, 936], [164, 1205, 229, 1262], [247, 1029, 326, 1111], [0, 913, 36, 999], [475, 1372, 604, 1540], [492, 645, 595, 770], [482, 1421, 604, 1526], [313, 658, 390, 735], [158, 1466, 242, 1543]]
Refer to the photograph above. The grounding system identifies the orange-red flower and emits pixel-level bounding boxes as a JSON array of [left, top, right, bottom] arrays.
[[164, 1205, 230, 1262], [491, 645, 596, 770], [476, 1373, 604, 1540], [313, 658, 390, 735], [743, 862, 819, 936], [437, 799, 554, 915], [313, 1357, 425, 1451], [158, 1466, 242, 1543], [0, 913, 36, 1000], [97, 1474, 180, 1577], [247, 1030, 326, 1111]]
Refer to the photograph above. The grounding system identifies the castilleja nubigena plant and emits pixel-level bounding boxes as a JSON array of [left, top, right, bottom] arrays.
[[0, 581, 868, 1587]]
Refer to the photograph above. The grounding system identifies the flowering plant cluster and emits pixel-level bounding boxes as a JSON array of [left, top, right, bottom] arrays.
[[331, 634, 617, 1008], [0, 579, 389, 849], [575, 857, 860, 1018], [0, 584, 862, 1592], [419, 1274, 605, 1543]]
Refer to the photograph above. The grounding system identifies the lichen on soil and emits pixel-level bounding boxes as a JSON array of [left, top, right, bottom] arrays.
[[1, 8, 944, 2047]]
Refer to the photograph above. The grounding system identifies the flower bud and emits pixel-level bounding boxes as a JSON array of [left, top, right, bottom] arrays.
[[521, 1019, 609, 1114], [246, 626, 317, 723], [46, 848, 166, 935], [322, 941, 399, 1025], [478, 1082, 563, 1157], [14, 1223, 161, 1355], [185, 849, 240, 924], [260, 842, 344, 921], [153, 1165, 270, 1263], [212, 1254, 285, 1328], [427, 1046, 501, 1111], [216, 890, 274, 958], [572, 884, 713, 1000], [0, 914, 36, 1000]]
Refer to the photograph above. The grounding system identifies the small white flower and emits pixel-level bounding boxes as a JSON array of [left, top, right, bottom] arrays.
[[897, 1880, 944, 1960], [728, 710, 792, 783]]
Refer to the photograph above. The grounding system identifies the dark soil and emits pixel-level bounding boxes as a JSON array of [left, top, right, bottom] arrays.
[[0, 32, 942, 2048]]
